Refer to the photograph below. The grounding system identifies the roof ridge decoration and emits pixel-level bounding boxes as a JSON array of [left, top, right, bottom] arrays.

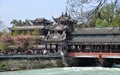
[[52, 12, 77, 24], [45, 23, 67, 31], [45, 31, 66, 42]]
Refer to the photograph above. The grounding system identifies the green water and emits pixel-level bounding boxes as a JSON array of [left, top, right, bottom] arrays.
[[0, 67, 120, 75]]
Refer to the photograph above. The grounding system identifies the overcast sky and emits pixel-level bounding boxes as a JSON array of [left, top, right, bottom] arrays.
[[0, 0, 66, 28]]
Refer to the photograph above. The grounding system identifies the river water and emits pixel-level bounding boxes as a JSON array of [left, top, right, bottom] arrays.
[[0, 67, 120, 75]]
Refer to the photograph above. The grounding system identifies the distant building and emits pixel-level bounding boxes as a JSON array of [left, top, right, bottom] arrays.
[[9, 12, 120, 53]]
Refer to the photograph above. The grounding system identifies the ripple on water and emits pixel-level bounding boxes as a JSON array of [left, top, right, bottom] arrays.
[[0, 67, 120, 75]]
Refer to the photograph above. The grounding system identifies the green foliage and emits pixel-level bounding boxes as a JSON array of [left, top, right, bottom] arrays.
[[89, 3, 120, 27], [0, 32, 2, 37], [74, 24, 79, 28], [0, 43, 5, 52], [89, 19, 96, 27], [112, 17, 120, 27], [111, 7, 120, 26], [27, 30, 31, 35], [95, 18, 109, 27], [32, 29, 40, 36], [12, 29, 20, 36], [100, 4, 115, 22], [0, 62, 5, 68]]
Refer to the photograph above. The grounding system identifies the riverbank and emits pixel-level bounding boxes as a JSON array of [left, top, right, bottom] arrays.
[[0, 58, 68, 72]]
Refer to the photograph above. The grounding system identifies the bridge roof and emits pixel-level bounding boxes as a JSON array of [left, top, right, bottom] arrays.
[[69, 35, 120, 44], [72, 27, 120, 35], [70, 27, 120, 44]]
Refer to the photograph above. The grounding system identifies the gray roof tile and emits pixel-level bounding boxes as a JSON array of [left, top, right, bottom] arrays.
[[72, 27, 120, 34]]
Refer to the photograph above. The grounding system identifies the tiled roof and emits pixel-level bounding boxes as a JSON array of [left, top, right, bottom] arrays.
[[69, 36, 120, 44], [31, 18, 53, 24], [45, 24, 67, 31], [72, 27, 120, 35], [10, 25, 45, 30]]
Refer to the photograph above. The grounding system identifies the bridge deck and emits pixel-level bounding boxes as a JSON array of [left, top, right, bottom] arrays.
[[69, 52, 120, 58], [0, 52, 120, 59]]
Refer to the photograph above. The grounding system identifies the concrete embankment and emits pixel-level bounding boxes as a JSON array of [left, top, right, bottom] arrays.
[[0, 58, 68, 71]]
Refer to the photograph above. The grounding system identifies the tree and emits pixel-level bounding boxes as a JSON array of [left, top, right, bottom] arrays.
[[92, 3, 120, 27], [24, 20, 31, 26], [111, 7, 120, 26], [66, 0, 118, 27], [95, 18, 109, 27], [10, 19, 18, 26], [112, 17, 120, 26], [32, 29, 40, 36], [31, 29, 41, 49], [0, 33, 13, 53], [0, 43, 5, 52], [11, 19, 31, 26], [13, 34, 34, 50], [12, 29, 20, 36]]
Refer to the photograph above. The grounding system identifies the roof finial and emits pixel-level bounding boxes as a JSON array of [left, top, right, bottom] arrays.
[[69, 13, 71, 18], [65, 12, 68, 16], [65, 6, 68, 16], [65, 11, 68, 16], [62, 12, 64, 16]]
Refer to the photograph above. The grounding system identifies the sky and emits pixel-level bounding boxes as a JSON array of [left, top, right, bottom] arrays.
[[0, 0, 66, 29]]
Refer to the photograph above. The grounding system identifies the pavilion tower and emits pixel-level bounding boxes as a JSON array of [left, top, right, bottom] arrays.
[[52, 12, 77, 32]]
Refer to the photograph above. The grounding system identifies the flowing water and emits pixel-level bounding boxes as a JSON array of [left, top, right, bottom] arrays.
[[0, 67, 120, 75]]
